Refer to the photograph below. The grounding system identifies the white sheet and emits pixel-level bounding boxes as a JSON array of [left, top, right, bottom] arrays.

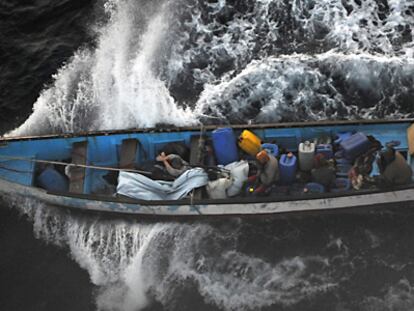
[[116, 168, 208, 201]]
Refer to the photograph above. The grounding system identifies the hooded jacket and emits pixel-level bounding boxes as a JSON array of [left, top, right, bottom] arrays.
[[383, 151, 412, 185]]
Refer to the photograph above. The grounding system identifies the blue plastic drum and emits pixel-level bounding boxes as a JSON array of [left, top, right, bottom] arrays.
[[279, 153, 297, 184], [212, 128, 239, 165], [331, 178, 351, 192], [304, 182, 325, 193], [37, 166, 69, 192], [261, 143, 279, 157]]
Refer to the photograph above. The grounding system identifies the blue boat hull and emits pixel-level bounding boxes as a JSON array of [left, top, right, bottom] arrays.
[[1, 119, 414, 216], [1, 176, 414, 217]]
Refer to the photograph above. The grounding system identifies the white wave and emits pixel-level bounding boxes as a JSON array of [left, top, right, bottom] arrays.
[[163, 0, 281, 90], [8, 0, 414, 137], [292, 0, 414, 55], [156, 249, 336, 310], [361, 279, 414, 311], [7, 51, 96, 137], [194, 55, 343, 122], [92, 1, 197, 131], [11, 195, 164, 311], [194, 51, 414, 123], [8, 194, 338, 311], [8, 0, 197, 137]]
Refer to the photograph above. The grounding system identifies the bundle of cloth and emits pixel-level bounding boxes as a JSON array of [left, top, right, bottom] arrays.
[[117, 168, 208, 201], [206, 160, 249, 199]]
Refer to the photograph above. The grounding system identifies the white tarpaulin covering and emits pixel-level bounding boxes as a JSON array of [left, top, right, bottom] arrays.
[[116, 168, 208, 200]]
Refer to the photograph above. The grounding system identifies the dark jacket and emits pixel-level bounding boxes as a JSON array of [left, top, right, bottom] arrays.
[[311, 166, 336, 189], [383, 151, 412, 185]]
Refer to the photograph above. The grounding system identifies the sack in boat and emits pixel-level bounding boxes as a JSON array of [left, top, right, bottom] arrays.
[[206, 177, 233, 199], [210, 161, 249, 197], [224, 160, 249, 197]]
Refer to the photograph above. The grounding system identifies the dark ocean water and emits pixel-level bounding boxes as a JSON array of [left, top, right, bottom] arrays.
[[0, 0, 95, 134], [2, 0, 414, 310], [1, 1, 96, 310]]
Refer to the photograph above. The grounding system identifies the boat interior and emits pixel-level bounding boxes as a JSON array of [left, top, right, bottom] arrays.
[[1, 120, 414, 204]]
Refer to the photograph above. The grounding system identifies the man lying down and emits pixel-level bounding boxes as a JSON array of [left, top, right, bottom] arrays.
[[116, 167, 209, 201], [116, 151, 249, 201]]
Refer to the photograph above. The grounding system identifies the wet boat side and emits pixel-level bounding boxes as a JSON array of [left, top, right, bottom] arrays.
[[1, 177, 414, 217]]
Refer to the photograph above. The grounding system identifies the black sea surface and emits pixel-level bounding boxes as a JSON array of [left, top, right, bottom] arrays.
[[2, 0, 414, 310], [1, 1, 96, 310]]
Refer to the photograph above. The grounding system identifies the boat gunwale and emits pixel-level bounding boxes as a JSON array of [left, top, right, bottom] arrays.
[[3, 182, 414, 220], [1, 176, 414, 218], [46, 183, 414, 206], [2, 118, 414, 142]]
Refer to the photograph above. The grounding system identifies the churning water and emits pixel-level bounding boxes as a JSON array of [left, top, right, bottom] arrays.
[[2, 0, 414, 310], [8, 0, 414, 136]]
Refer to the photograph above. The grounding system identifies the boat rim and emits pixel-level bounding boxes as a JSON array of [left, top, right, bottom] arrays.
[[2, 118, 414, 142], [47, 182, 414, 206]]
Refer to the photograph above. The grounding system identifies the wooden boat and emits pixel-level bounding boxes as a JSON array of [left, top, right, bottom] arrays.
[[1, 119, 414, 217]]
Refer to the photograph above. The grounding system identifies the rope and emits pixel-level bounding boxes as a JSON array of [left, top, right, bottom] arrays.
[[0, 154, 152, 175], [0, 164, 33, 174], [0, 154, 229, 177]]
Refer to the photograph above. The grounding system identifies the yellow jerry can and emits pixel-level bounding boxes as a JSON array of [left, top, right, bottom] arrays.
[[238, 130, 262, 156]]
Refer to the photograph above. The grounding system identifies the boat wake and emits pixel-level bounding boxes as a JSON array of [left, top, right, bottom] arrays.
[[5, 0, 414, 310], [13, 195, 414, 311], [13, 197, 338, 311]]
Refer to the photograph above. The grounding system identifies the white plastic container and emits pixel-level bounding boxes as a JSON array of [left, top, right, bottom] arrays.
[[299, 141, 315, 171]]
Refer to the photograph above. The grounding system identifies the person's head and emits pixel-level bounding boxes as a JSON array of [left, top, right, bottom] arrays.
[[314, 153, 327, 168], [169, 157, 183, 169], [383, 147, 396, 160], [380, 147, 396, 170], [256, 150, 270, 164]]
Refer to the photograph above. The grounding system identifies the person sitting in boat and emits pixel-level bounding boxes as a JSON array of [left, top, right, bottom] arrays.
[[311, 154, 336, 190], [348, 151, 377, 190], [377, 147, 412, 186], [248, 150, 279, 194], [156, 152, 190, 177]]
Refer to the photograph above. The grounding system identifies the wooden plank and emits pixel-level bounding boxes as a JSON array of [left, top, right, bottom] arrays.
[[120, 139, 138, 169], [407, 124, 414, 155], [190, 136, 204, 200], [69, 141, 88, 193], [189, 136, 204, 166]]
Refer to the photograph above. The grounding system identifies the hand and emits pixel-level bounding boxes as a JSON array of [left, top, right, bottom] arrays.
[[156, 152, 167, 162]]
